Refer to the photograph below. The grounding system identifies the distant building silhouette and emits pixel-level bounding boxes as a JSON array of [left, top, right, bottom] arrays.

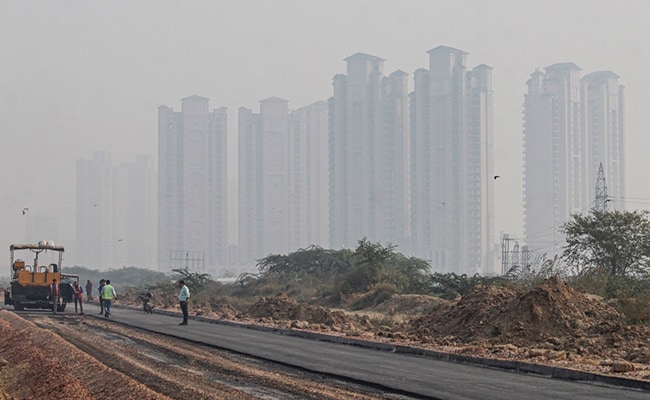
[[113, 155, 157, 269], [582, 71, 625, 210], [238, 98, 292, 264], [76, 151, 157, 270], [328, 53, 411, 252], [158, 96, 228, 271], [523, 65, 625, 257], [288, 101, 330, 251], [76, 151, 114, 269], [410, 46, 496, 274]]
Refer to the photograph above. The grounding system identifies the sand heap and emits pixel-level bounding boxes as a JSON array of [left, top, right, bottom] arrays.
[[407, 277, 650, 362], [243, 292, 371, 332]]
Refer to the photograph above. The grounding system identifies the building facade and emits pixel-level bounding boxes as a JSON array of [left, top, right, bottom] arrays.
[[581, 71, 625, 210], [410, 46, 496, 274], [158, 96, 228, 271], [523, 64, 624, 257], [238, 98, 292, 264], [328, 53, 410, 252], [113, 155, 157, 269], [288, 101, 330, 251], [76, 151, 114, 269]]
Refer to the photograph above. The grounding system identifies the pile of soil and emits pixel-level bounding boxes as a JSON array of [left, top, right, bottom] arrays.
[[407, 277, 650, 364], [242, 292, 371, 332], [372, 294, 447, 316]]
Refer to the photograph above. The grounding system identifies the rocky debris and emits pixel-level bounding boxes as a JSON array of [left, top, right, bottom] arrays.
[[612, 360, 636, 373]]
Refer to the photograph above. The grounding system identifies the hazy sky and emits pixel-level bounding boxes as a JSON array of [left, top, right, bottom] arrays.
[[2, 0, 650, 262]]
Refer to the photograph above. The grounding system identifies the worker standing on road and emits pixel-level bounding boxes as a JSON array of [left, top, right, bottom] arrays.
[[85, 279, 93, 302], [50, 279, 59, 314], [178, 280, 190, 325], [72, 281, 84, 314], [101, 279, 117, 318], [97, 279, 105, 314]]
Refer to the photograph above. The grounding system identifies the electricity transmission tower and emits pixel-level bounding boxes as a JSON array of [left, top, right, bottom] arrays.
[[594, 163, 609, 212]]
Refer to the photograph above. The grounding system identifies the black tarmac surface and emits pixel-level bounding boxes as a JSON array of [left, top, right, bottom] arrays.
[[75, 304, 650, 400]]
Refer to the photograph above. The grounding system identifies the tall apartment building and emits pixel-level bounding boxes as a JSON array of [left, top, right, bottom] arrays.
[[523, 64, 624, 256], [76, 151, 114, 269], [582, 71, 625, 210], [238, 97, 291, 264], [158, 96, 228, 271], [410, 46, 496, 274], [328, 53, 410, 251], [288, 101, 330, 250], [113, 155, 157, 269]]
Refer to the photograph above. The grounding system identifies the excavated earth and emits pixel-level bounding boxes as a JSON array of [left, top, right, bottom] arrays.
[[1, 277, 650, 398], [223, 278, 650, 381]]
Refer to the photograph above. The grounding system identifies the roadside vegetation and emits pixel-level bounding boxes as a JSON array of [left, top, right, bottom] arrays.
[[34, 209, 650, 325]]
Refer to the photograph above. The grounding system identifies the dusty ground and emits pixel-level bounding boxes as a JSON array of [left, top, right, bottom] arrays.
[[211, 278, 650, 382], [2, 277, 649, 398], [0, 310, 412, 400]]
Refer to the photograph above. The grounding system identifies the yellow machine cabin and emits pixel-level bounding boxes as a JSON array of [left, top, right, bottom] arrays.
[[4, 241, 76, 311]]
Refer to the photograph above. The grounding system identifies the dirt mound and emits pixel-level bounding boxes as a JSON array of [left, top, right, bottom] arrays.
[[209, 302, 239, 319], [247, 292, 348, 325], [408, 277, 630, 351], [408, 284, 516, 342], [505, 277, 623, 339], [372, 294, 448, 316], [244, 293, 371, 332]]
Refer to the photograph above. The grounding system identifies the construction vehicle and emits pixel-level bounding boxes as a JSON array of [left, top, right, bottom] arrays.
[[3, 241, 78, 311]]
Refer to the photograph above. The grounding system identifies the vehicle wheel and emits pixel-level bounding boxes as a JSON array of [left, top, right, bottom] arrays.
[[14, 301, 24, 311]]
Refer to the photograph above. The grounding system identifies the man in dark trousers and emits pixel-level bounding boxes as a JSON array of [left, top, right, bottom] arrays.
[[85, 279, 93, 302], [97, 279, 105, 314], [178, 280, 190, 325], [50, 279, 59, 314]]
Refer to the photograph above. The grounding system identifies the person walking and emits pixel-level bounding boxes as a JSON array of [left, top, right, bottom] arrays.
[[97, 279, 106, 314], [100, 279, 117, 318], [178, 280, 190, 325], [50, 279, 59, 314], [72, 281, 84, 314], [85, 279, 93, 302]]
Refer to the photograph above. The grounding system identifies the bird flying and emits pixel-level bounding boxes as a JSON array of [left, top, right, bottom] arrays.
[[21, 208, 29, 215]]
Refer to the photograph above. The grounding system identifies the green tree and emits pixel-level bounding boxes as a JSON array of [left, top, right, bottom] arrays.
[[562, 209, 650, 276], [171, 268, 213, 290]]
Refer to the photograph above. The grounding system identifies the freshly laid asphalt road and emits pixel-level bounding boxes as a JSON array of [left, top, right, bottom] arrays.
[[87, 305, 649, 400]]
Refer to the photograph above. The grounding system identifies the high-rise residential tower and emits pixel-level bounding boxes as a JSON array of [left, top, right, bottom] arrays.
[[158, 96, 228, 271], [238, 97, 291, 264], [288, 101, 330, 250], [410, 46, 496, 274], [76, 151, 114, 269], [113, 155, 157, 269], [581, 71, 625, 210], [77, 151, 157, 270], [523, 64, 624, 256], [329, 53, 410, 251]]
